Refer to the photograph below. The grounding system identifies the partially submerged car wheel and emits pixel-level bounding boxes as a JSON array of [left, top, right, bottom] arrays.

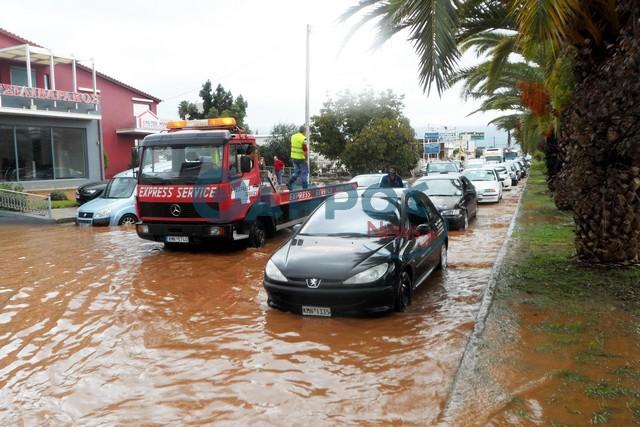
[[461, 211, 468, 230], [395, 270, 412, 312], [118, 214, 138, 226], [438, 244, 448, 270]]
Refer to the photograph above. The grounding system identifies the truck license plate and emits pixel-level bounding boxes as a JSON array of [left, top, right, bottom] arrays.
[[302, 306, 331, 317], [166, 236, 189, 243]]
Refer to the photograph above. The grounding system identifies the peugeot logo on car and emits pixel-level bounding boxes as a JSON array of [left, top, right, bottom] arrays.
[[170, 204, 181, 217], [306, 278, 321, 288]]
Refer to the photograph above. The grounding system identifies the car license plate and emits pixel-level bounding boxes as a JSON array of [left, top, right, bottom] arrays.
[[77, 221, 91, 227], [165, 235, 189, 243], [302, 306, 331, 317]]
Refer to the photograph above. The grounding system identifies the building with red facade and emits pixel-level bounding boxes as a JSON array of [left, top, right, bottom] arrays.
[[0, 28, 162, 190]]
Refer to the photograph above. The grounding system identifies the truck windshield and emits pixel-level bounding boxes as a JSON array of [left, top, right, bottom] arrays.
[[139, 145, 224, 184]]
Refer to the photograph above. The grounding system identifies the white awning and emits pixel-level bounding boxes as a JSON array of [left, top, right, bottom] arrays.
[[0, 44, 74, 65]]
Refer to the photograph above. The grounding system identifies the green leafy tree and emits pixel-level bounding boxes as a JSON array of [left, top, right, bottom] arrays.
[[199, 80, 214, 117], [178, 81, 249, 129], [260, 122, 297, 166], [178, 100, 201, 120], [311, 89, 418, 175]]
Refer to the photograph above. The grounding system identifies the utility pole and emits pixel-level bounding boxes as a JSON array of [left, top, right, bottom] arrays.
[[305, 24, 311, 177]]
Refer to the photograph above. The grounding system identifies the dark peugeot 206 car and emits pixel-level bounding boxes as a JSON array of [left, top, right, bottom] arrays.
[[412, 174, 478, 230], [263, 189, 448, 316]]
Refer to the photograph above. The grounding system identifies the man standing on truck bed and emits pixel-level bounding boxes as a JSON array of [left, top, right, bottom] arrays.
[[287, 126, 308, 189]]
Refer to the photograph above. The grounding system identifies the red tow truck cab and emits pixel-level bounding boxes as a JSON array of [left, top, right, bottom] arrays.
[[135, 118, 355, 247]]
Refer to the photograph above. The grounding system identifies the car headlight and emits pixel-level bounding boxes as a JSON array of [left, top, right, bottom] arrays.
[[86, 189, 97, 194], [343, 263, 390, 285], [265, 260, 288, 282], [95, 207, 112, 218], [442, 209, 462, 216]]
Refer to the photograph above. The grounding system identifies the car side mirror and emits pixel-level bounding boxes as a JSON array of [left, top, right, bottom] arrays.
[[240, 156, 252, 173], [292, 224, 302, 233], [416, 224, 430, 235]]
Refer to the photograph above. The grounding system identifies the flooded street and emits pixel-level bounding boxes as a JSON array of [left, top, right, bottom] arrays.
[[0, 187, 522, 425]]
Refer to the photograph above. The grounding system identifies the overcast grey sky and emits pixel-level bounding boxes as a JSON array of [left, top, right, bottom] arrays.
[[2, 0, 508, 143]]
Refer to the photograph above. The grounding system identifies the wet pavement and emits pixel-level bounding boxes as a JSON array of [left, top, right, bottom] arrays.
[[0, 186, 523, 425]]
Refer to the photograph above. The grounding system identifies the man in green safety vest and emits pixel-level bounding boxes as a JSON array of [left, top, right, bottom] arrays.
[[287, 125, 309, 189]]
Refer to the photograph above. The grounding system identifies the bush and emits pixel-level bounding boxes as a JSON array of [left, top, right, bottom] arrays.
[[49, 191, 68, 201], [0, 183, 25, 192]]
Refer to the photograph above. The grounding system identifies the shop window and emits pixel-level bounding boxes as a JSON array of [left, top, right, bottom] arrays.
[[16, 127, 53, 181], [52, 128, 86, 179], [0, 126, 17, 182], [10, 66, 37, 87]]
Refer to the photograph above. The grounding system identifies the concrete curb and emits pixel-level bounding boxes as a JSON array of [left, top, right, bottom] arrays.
[[438, 179, 528, 423]]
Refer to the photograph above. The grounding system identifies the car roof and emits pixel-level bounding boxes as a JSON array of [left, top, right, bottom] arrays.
[[332, 188, 408, 200], [415, 173, 461, 180], [352, 173, 384, 177]]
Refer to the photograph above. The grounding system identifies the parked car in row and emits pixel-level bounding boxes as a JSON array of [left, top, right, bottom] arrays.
[[264, 189, 448, 316], [462, 168, 503, 203], [464, 158, 486, 170], [75, 180, 108, 205], [422, 161, 459, 176], [412, 174, 478, 230], [349, 173, 409, 189], [76, 169, 138, 226], [491, 164, 512, 190]]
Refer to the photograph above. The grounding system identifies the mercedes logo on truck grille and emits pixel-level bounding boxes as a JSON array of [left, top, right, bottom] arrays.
[[170, 204, 181, 217]]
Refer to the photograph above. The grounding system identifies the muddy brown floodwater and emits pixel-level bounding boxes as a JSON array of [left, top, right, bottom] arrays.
[[0, 187, 522, 425]]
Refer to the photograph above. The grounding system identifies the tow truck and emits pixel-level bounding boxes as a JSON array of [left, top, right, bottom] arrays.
[[134, 117, 355, 248]]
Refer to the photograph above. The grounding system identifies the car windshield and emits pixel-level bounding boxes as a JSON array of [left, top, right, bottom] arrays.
[[103, 177, 136, 199], [485, 155, 502, 163], [139, 144, 224, 184], [300, 196, 400, 237], [464, 170, 496, 181], [414, 178, 462, 196], [427, 163, 457, 173], [352, 175, 381, 188]]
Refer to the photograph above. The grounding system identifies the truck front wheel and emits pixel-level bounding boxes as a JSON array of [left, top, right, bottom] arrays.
[[248, 220, 266, 248]]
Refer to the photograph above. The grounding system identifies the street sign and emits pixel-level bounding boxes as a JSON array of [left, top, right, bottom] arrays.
[[424, 143, 440, 154], [424, 132, 439, 142]]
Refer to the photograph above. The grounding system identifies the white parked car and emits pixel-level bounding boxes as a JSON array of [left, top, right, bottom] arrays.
[[349, 173, 409, 189], [464, 158, 486, 170], [462, 168, 503, 203], [492, 164, 512, 190]]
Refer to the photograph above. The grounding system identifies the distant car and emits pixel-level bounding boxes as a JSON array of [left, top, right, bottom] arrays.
[[505, 161, 523, 181], [464, 159, 486, 170], [462, 168, 502, 203], [423, 161, 459, 175], [413, 174, 478, 230], [75, 180, 108, 205], [76, 169, 138, 226], [349, 173, 408, 189], [491, 165, 512, 190], [264, 189, 448, 316], [514, 161, 526, 178], [505, 163, 519, 185]]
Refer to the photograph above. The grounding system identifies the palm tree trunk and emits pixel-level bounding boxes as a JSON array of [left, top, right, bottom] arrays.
[[560, 6, 640, 263]]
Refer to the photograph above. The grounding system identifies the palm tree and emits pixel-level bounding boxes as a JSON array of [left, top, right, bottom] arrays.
[[344, 0, 638, 263]]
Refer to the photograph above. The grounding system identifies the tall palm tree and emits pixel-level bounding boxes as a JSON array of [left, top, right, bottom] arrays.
[[345, 0, 639, 263]]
